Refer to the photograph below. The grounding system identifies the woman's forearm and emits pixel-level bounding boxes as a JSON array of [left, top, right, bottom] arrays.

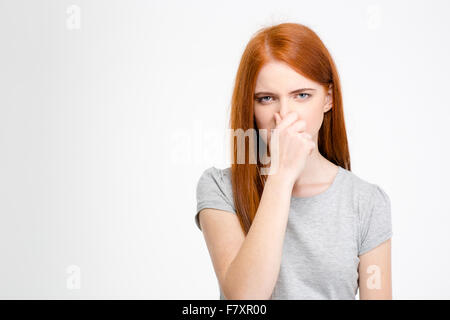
[[222, 173, 294, 300]]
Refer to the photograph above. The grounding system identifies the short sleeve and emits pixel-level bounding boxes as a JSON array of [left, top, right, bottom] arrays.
[[358, 184, 393, 255], [195, 166, 236, 231]]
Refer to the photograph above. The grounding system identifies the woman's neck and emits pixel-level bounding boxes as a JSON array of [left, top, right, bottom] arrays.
[[292, 147, 338, 187]]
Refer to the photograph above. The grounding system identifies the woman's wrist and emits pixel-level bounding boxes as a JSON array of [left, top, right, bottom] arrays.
[[265, 170, 296, 190]]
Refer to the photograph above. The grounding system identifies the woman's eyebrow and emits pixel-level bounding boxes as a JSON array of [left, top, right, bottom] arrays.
[[254, 88, 316, 96]]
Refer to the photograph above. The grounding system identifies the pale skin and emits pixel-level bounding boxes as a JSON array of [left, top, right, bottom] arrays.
[[198, 60, 392, 299]]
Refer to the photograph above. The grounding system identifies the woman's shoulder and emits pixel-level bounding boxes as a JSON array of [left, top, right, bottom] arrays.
[[341, 168, 393, 255], [339, 167, 391, 215], [196, 165, 234, 205], [197, 166, 232, 187], [339, 167, 385, 195], [195, 166, 236, 230], [198, 165, 390, 207]]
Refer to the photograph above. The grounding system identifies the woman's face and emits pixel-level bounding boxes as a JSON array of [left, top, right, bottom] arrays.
[[253, 60, 333, 146]]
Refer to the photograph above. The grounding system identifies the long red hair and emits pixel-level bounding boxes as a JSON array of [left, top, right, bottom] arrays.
[[229, 22, 351, 235]]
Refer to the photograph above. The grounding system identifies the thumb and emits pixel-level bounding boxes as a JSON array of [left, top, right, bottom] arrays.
[[274, 112, 281, 126]]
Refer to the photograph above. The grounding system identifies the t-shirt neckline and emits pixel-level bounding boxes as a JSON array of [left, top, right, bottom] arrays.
[[290, 165, 343, 202]]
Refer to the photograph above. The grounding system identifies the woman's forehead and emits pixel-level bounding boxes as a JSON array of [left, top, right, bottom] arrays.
[[255, 61, 319, 92]]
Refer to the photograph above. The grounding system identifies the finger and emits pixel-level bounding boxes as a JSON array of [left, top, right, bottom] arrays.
[[274, 112, 280, 126], [288, 119, 307, 134], [298, 131, 312, 140], [277, 111, 298, 130], [297, 132, 315, 147], [308, 141, 316, 153]]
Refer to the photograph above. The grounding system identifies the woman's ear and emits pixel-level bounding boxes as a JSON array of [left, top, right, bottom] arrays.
[[323, 84, 333, 113]]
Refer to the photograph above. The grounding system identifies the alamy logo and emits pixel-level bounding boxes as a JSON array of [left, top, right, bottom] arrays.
[[66, 265, 81, 290], [66, 5, 81, 30], [366, 264, 381, 289], [229, 128, 280, 175]]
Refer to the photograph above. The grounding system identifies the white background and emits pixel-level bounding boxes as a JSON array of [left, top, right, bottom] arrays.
[[0, 0, 449, 299]]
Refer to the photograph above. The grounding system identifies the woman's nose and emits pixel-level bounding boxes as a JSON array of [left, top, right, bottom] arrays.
[[279, 99, 296, 119]]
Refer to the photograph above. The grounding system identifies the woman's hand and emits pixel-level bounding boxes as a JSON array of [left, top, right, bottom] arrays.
[[268, 111, 315, 185]]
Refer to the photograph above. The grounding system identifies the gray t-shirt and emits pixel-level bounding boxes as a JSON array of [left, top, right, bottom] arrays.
[[195, 165, 393, 300]]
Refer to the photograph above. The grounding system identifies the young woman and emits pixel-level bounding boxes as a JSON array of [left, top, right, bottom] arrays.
[[195, 23, 393, 300]]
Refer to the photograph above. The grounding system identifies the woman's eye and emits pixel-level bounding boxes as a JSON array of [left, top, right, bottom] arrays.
[[257, 96, 273, 103], [298, 93, 311, 99], [256, 93, 310, 104]]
